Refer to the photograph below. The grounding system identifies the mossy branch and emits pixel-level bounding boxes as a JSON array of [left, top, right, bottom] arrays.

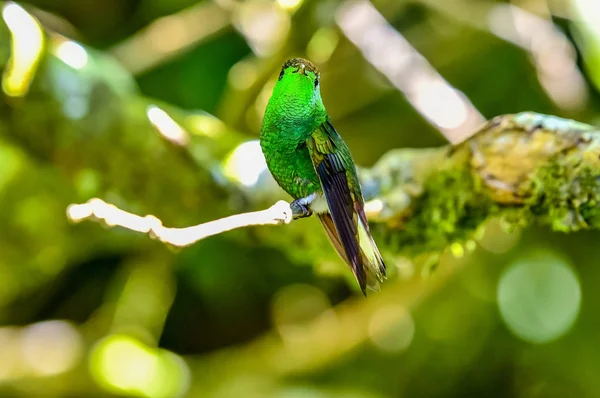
[[360, 112, 600, 256]]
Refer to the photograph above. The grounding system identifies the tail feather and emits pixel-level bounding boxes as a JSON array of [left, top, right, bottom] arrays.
[[355, 202, 386, 280], [317, 213, 386, 295], [357, 215, 386, 291]]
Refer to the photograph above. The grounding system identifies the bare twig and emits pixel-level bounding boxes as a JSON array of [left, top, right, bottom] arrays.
[[109, 1, 231, 75], [422, 0, 587, 110], [336, 0, 485, 145], [67, 198, 294, 247]]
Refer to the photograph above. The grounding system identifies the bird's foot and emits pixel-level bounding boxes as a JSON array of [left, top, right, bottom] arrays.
[[290, 199, 313, 219]]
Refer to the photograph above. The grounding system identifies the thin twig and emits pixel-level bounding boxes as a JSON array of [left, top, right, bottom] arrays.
[[109, 1, 231, 75], [336, 0, 485, 145], [66, 198, 294, 248], [421, 0, 587, 110]]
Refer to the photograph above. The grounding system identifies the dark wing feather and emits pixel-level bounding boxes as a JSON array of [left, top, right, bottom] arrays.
[[317, 158, 366, 290], [317, 213, 349, 265], [308, 125, 367, 292]]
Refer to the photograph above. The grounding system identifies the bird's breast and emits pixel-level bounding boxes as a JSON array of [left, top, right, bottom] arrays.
[[308, 192, 329, 214]]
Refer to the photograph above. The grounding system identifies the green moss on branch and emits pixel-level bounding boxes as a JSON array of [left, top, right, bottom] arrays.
[[362, 112, 600, 257]]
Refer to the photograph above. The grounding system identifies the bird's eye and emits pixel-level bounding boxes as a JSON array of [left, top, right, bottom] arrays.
[[314, 78, 319, 88], [278, 69, 284, 81]]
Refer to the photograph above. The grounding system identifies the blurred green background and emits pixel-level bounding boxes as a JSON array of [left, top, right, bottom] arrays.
[[0, 0, 599, 396]]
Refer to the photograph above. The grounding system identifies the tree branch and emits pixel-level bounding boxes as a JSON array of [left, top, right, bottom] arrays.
[[67, 198, 295, 247], [60, 110, 600, 265]]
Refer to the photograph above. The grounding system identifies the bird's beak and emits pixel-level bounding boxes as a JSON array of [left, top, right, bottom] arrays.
[[298, 64, 306, 75]]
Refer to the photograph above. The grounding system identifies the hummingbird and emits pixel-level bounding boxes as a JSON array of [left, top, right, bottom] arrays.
[[259, 57, 386, 295]]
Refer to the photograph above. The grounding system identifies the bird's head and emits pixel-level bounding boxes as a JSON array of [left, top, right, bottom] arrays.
[[277, 57, 320, 91], [268, 58, 325, 118]]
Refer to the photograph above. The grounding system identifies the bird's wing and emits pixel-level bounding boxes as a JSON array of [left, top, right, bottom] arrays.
[[307, 120, 385, 293]]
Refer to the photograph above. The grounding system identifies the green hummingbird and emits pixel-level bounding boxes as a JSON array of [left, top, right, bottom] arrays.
[[260, 57, 386, 295]]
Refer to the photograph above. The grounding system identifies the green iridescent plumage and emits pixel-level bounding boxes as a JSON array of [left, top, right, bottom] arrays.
[[260, 58, 386, 295]]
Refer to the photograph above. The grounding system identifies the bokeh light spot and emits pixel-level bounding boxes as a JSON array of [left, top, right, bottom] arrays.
[[74, 168, 101, 197], [187, 113, 226, 138], [478, 220, 521, 254], [235, 0, 290, 56], [147, 105, 190, 146], [307, 28, 339, 64], [272, 284, 331, 329], [54, 40, 89, 70], [450, 243, 464, 258], [497, 252, 581, 344], [223, 140, 267, 187], [0, 327, 21, 381], [228, 59, 258, 91], [0, 142, 24, 193], [368, 306, 415, 353], [2, 2, 44, 97], [271, 284, 336, 347], [21, 320, 82, 377], [277, 0, 303, 12], [90, 334, 190, 398]]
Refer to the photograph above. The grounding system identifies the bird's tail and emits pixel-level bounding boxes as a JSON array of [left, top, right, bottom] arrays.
[[318, 212, 386, 295]]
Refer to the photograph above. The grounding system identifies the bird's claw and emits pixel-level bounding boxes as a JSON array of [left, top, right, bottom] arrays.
[[290, 199, 313, 219]]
